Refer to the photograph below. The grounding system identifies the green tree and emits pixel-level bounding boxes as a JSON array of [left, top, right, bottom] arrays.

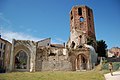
[[96, 40, 107, 57]]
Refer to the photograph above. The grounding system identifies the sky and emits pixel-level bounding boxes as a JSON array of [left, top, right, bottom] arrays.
[[0, 0, 120, 49]]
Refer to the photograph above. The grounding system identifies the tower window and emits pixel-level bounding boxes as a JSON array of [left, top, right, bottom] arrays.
[[78, 8, 82, 15], [79, 35, 82, 38], [71, 16, 73, 20], [71, 11, 72, 15], [80, 17, 84, 22], [90, 24, 91, 28], [71, 41, 75, 48], [47, 43, 49, 46], [88, 9, 90, 16], [71, 11, 73, 20]]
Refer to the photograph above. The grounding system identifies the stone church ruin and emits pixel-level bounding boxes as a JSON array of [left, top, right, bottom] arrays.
[[9, 5, 97, 72]]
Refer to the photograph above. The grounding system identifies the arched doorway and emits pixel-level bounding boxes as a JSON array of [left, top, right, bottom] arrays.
[[14, 50, 28, 70], [76, 54, 87, 70]]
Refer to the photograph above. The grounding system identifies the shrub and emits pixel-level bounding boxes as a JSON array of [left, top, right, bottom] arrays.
[[102, 62, 120, 71]]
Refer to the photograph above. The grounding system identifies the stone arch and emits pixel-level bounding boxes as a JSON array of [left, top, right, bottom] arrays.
[[14, 50, 27, 69], [13, 45, 31, 71], [76, 54, 88, 70]]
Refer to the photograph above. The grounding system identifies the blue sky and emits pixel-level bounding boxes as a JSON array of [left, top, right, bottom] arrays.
[[0, 0, 120, 49]]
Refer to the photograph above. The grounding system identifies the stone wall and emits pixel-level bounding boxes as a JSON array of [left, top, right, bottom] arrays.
[[68, 5, 96, 49], [37, 38, 51, 47], [35, 46, 48, 71], [35, 46, 72, 71], [68, 48, 91, 71], [9, 39, 36, 72], [0, 38, 12, 72], [4, 41, 11, 72]]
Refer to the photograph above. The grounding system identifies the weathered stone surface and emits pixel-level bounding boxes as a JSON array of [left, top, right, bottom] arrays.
[[68, 5, 97, 49], [10, 39, 36, 72], [0, 38, 11, 72], [35, 46, 71, 71]]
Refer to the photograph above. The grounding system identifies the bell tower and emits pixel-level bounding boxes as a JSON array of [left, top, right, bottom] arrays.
[[68, 5, 96, 49]]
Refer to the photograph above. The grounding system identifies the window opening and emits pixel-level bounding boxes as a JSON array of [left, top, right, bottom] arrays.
[[88, 9, 90, 16], [49, 53, 56, 56], [71, 11, 72, 15], [80, 17, 84, 22], [0, 43, 3, 49], [71, 16, 73, 20], [71, 41, 75, 48], [78, 8, 82, 15], [3, 44, 6, 50], [15, 50, 28, 69]]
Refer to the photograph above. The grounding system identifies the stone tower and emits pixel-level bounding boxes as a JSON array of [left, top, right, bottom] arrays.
[[67, 5, 96, 49]]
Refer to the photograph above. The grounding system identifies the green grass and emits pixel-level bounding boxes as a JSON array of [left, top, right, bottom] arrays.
[[0, 71, 104, 80]]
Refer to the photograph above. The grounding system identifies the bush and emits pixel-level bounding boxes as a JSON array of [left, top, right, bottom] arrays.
[[102, 62, 120, 71]]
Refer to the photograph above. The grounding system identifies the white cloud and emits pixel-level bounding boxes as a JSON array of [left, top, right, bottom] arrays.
[[1, 28, 66, 44], [0, 14, 42, 43], [1, 29, 41, 43]]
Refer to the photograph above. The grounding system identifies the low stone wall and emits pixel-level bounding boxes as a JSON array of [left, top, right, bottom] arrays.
[[42, 60, 72, 71]]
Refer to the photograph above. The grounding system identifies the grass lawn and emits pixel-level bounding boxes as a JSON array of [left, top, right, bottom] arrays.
[[0, 71, 104, 80]]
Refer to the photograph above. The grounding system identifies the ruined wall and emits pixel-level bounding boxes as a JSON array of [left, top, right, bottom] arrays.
[[37, 38, 51, 47], [68, 48, 91, 71], [35, 46, 49, 71], [68, 5, 96, 49], [0, 38, 11, 72], [4, 42, 11, 72], [35, 47, 72, 71], [9, 39, 36, 72], [69, 29, 87, 48], [0, 38, 6, 69]]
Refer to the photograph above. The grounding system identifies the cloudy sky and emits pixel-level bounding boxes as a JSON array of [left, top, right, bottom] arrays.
[[0, 0, 120, 49]]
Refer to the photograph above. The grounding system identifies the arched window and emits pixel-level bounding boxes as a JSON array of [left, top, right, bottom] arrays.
[[15, 50, 28, 69], [80, 17, 84, 22]]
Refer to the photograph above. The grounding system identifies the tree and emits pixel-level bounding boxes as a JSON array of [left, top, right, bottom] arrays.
[[96, 40, 107, 57]]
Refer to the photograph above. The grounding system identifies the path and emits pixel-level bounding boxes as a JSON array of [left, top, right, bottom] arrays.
[[104, 71, 120, 80]]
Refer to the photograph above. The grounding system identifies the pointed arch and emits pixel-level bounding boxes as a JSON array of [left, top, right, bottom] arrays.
[[76, 54, 88, 70], [14, 50, 28, 69]]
